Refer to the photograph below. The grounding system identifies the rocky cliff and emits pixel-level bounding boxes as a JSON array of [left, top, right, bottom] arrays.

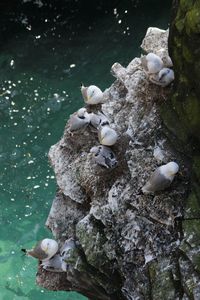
[[36, 27, 200, 300]]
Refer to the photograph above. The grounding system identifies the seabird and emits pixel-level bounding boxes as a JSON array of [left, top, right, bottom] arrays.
[[89, 111, 110, 128], [141, 53, 164, 74], [98, 125, 118, 146], [21, 238, 58, 262], [81, 84, 104, 105], [68, 107, 90, 133], [90, 145, 118, 168], [41, 238, 77, 272], [142, 161, 179, 194]]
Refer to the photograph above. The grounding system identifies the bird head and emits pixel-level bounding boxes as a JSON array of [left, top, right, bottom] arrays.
[[165, 162, 179, 177], [77, 107, 87, 118], [41, 239, 58, 256], [87, 85, 103, 103]]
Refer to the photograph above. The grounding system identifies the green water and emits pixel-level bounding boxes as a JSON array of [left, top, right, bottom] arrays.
[[0, 1, 171, 299]]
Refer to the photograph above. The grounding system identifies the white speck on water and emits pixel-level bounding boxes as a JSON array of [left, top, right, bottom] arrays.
[[28, 160, 34, 164], [10, 60, 15, 67], [70, 64, 76, 68], [33, 185, 40, 189], [53, 93, 59, 98], [26, 25, 32, 31]]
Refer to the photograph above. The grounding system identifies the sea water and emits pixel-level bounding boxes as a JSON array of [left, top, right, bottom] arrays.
[[0, 0, 171, 299]]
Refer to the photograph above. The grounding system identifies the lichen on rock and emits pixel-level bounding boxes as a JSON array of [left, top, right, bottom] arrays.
[[36, 27, 199, 299]]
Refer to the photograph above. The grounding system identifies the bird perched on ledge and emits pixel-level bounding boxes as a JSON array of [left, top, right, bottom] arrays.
[[41, 238, 78, 272], [142, 161, 179, 194], [81, 84, 104, 105], [21, 238, 58, 262], [89, 111, 110, 129], [141, 52, 164, 74], [90, 145, 118, 169], [68, 107, 91, 134], [98, 124, 118, 146], [149, 67, 174, 87]]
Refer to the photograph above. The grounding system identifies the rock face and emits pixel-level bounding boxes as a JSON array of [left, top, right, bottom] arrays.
[[36, 28, 198, 299]]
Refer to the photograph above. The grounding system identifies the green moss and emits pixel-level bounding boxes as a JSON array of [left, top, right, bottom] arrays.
[[184, 187, 200, 218], [192, 255, 200, 272], [149, 259, 175, 300], [185, 6, 200, 34], [182, 219, 200, 246], [180, 0, 194, 13], [184, 95, 200, 132], [192, 156, 200, 180], [175, 18, 185, 33], [160, 101, 188, 143], [182, 45, 193, 62]]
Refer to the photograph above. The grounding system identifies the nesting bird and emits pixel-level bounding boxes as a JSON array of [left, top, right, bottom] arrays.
[[81, 84, 104, 105], [142, 161, 179, 194], [21, 238, 58, 262], [149, 68, 174, 87], [141, 52, 164, 74], [89, 111, 110, 129], [68, 107, 91, 133], [90, 145, 118, 169], [158, 68, 174, 87], [41, 238, 77, 272], [98, 125, 118, 146]]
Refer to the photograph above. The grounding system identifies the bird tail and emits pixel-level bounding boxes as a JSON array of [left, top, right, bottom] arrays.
[[21, 248, 27, 256]]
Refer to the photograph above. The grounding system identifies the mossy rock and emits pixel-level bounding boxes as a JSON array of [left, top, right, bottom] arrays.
[[149, 258, 176, 300]]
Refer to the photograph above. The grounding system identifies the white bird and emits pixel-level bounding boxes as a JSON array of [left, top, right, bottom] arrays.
[[142, 162, 179, 194], [68, 107, 90, 133], [21, 238, 58, 262], [41, 238, 77, 272], [81, 84, 104, 105], [158, 68, 174, 87], [98, 125, 118, 146], [149, 68, 174, 87], [89, 111, 110, 128], [141, 53, 164, 74], [90, 145, 118, 169]]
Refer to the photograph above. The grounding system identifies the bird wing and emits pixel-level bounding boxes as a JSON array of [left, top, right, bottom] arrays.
[[69, 115, 88, 132], [81, 87, 88, 102], [101, 146, 117, 168], [90, 113, 101, 128], [41, 254, 64, 272], [28, 241, 48, 260], [95, 153, 109, 168], [144, 169, 171, 193]]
